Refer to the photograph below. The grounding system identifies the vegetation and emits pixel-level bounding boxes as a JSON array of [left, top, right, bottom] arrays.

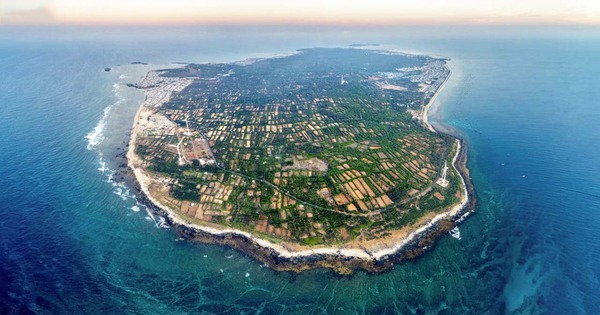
[[135, 48, 459, 245]]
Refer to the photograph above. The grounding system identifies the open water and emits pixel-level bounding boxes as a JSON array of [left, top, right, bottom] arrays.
[[1, 27, 599, 314]]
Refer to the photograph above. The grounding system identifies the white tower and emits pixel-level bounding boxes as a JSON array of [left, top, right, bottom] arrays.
[[436, 160, 450, 187], [184, 115, 192, 136], [442, 161, 448, 181]]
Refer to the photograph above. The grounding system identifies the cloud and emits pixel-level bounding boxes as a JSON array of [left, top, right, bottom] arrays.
[[0, 6, 55, 24], [1, 0, 599, 26], [0, 0, 51, 12]]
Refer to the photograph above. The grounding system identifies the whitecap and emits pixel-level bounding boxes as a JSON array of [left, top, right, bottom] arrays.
[[97, 155, 107, 172], [86, 82, 126, 151], [156, 216, 170, 229], [85, 104, 112, 150], [111, 184, 132, 201], [144, 206, 157, 223], [105, 171, 115, 184], [131, 205, 140, 212]]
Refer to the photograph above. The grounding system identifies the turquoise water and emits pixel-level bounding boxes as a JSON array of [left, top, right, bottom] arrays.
[[1, 27, 599, 314]]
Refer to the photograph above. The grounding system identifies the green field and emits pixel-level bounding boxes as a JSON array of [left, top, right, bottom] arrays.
[[135, 48, 461, 245]]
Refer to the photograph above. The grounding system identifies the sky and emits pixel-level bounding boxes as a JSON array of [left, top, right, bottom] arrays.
[[1, 0, 600, 26]]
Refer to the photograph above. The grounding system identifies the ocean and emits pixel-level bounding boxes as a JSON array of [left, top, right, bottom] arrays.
[[0, 27, 599, 314]]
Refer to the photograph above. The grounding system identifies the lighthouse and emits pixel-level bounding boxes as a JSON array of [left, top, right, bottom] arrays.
[[340, 75, 348, 85], [184, 115, 192, 136], [436, 160, 450, 187]]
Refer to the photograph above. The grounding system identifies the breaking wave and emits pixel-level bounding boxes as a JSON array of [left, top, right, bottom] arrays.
[[85, 83, 125, 150], [87, 67, 172, 231]]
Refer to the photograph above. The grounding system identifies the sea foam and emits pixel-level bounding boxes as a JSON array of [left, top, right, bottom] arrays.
[[87, 72, 142, 214], [85, 83, 125, 150]]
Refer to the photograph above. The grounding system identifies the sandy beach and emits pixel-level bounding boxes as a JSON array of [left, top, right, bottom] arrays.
[[422, 64, 452, 133]]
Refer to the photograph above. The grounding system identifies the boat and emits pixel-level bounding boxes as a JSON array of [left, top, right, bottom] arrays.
[[449, 227, 461, 240]]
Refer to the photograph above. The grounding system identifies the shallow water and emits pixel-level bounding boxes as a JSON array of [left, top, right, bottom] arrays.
[[1, 27, 599, 314]]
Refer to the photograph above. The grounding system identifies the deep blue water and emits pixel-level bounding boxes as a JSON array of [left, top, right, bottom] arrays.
[[1, 27, 599, 314]]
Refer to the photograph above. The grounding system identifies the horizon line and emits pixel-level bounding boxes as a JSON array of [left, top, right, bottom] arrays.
[[3, 20, 600, 28]]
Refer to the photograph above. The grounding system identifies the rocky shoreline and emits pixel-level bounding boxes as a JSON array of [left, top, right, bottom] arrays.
[[120, 132, 475, 275]]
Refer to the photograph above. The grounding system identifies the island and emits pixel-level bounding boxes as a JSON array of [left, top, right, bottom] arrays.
[[126, 48, 475, 274]]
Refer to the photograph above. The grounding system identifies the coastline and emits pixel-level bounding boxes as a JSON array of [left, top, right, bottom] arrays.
[[126, 62, 476, 275], [422, 63, 452, 133]]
